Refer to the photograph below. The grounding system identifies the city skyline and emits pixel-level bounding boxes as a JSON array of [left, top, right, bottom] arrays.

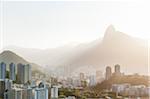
[[0, 61, 149, 99]]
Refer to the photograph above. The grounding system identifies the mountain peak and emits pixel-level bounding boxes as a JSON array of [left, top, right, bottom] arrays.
[[102, 25, 134, 44], [1, 50, 16, 55], [106, 24, 115, 32], [105, 24, 115, 34], [103, 25, 116, 40]]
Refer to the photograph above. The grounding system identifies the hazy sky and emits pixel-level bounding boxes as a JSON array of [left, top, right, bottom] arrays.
[[0, 0, 150, 49]]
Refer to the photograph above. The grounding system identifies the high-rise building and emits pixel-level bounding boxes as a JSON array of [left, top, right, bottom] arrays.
[[34, 88, 48, 99], [0, 62, 6, 79], [17, 63, 32, 84], [4, 87, 33, 99], [114, 64, 121, 76], [0, 79, 5, 98], [9, 63, 16, 81], [105, 66, 112, 80], [51, 86, 58, 99], [22, 88, 33, 99], [89, 75, 96, 86], [17, 63, 23, 84], [115, 64, 120, 73], [5, 88, 23, 99], [26, 64, 32, 83], [5, 79, 13, 90]]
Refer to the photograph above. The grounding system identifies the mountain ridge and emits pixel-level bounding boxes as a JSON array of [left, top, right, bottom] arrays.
[[3, 25, 149, 75], [0, 50, 42, 74]]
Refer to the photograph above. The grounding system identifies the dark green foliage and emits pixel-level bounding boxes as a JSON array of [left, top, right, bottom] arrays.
[[90, 74, 149, 92], [6, 71, 9, 79]]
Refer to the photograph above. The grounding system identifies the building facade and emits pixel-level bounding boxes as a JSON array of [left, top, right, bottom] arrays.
[[105, 66, 112, 80], [34, 88, 48, 99], [17, 63, 31, 84], [9, 63, 16, 81], [0, 62, 6, 79]]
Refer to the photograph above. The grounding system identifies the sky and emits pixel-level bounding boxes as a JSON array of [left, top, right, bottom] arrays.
[[0, 0, 150, 49]]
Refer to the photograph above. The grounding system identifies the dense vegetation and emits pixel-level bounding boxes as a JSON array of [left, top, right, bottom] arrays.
[[90, 74, 149, 94], [58, 74, 149, 98]]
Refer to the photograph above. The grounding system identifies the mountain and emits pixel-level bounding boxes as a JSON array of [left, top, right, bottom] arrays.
[[4, 25, 149, 75], [4, 40, 99, 68], [0, 50, 42, 73], [65, 25, 148, 75]]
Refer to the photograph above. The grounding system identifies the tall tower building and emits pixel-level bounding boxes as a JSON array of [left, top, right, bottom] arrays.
[[105, 66, 112, 80], [115, 64, 120, 73], [25, 64, 32, 83], [0, 62, 6, 79], [114, 64, 121, 76], [17, 63, 32, 84], [9, 63, 16, 81], [17, 63, 23, 84]]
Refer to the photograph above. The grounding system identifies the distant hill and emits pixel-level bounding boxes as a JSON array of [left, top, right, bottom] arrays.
[[0, 50, 42, 74], [66, 25, 148, 75], [4, 25, 149, 75]]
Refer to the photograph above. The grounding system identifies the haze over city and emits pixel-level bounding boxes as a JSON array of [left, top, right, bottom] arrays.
[[0, 0, 149, 75], [0, 1, 150, 99]]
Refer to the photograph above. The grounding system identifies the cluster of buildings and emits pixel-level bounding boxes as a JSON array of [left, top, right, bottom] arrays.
[[1, 62, 149, 98], [105, 65, 150, 97], [57, 70, 104, 89], [105, 64, 123, 80], [0, 62, 59, 99], [112, 83, 150, 97], [56, 64, 123, 89]]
